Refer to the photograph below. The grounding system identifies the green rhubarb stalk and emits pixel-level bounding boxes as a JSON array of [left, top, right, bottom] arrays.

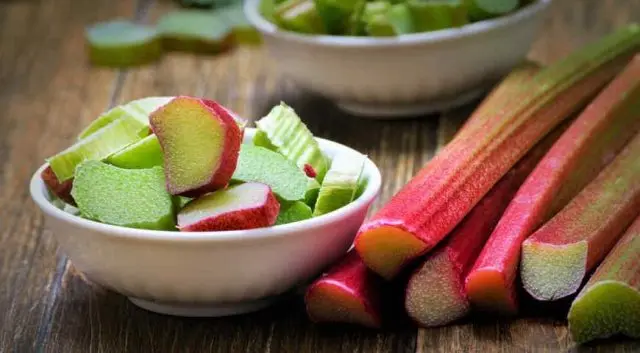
[[521, 131, 640, 301], [354, 25, 640, 280], [567, 215, 640, 344]]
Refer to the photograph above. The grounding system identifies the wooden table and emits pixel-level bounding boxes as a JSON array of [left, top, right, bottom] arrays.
[[1, 0, 639, 352]]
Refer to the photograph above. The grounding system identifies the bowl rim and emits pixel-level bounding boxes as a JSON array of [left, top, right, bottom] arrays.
[[244, 0, 552, 48], [30, 128, 382, 243]]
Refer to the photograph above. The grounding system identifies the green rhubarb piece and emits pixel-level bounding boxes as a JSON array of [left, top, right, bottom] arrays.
[[219, 3, 263, 44], [568, 216, 640, 344], [106, 134, 163, 169], [314, 0, 361, 34], [365, 3, 413, 36], [275, 0, 326, 34], [363, 1, 391, 23], [347, 0, 367, 35], [305, 177, 321, 207], [48, 115, 147, 182], [254, 102, 330, 182], [407, 0, 468, 32], [276, 201, 313, 225], [128, 96, 174, 117], [86, 20, 162, 68], [77, 105, 149, 140], [313, 151, 365, 216], [465, 0, 520, 21], [158, 10, 234, 53], [231, 144, 308, 201], [71, 161, 175, 230], [173, 196, 193, 210]]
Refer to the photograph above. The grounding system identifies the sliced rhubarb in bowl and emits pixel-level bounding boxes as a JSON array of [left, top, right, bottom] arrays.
[[177, 182, 280, 232]]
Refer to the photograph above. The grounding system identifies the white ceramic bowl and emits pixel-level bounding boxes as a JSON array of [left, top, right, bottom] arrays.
[[30, 129, 381, 317], [245, 0, 551, 118]]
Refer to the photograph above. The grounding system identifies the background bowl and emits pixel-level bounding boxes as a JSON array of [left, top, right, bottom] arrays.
[[245, 0, 551, 118], [30, 129, 382, 317]]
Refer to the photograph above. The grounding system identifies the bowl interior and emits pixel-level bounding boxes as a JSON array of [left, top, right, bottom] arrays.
[[30, 128, 382, 242], [244, 0, 552, 48]]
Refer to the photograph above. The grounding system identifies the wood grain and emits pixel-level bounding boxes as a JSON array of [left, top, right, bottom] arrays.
[[0, 0, 134, 351], [0, 0, 639, 352]]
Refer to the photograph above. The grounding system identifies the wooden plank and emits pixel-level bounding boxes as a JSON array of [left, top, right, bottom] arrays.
[[415, 1, 640, 352], [0, 0, 136, 351]]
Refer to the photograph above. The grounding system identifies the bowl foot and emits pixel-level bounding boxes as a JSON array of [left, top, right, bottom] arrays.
[[128, 296, 277, 317], [336, 87, 488, 119]]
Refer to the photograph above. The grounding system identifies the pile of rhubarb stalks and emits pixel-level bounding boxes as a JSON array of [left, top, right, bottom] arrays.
[[303, 24, 640, 345]]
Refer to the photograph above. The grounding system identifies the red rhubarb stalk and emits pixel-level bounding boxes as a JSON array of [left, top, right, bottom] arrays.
[[520, 130, 640, 301], [354, 25, 640, 280], [305, 250, 383, 328], [404, 123, 565, 327], [465, 54, 640, 314]]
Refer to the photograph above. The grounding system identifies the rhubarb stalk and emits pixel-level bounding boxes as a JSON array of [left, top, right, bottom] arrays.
[[404, 122, 566, 327], [465, 54, 640, 314], [355, 25, 640, 279], [305, 250, 383, 328], [520, 131, 640, 301], [567, 215, 640, 344]]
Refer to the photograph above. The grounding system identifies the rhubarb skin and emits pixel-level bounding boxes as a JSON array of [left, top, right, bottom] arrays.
[[454, 61, 541, 141], [465, 54, 640, 314], [568, 215, 640, 344], [404, 122, 564, 327], [305, 250, 383, 328], [41, 166, 75, 205], [520, 131, 640, 301], [355, 25, 640, 280]]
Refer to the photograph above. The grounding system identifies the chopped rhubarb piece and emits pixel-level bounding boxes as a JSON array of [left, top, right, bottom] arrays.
[[313, 152, 365, 217], [466, 54, 640, 314], [275, 201, 312, 225], [48, 113, 148, 182], [405, 123, 564, 327], [466, 0, 519, 21], [85, 20, 162, 68], [107, 134, 163, 169], [520, 131, 640, 301], [177, 182, 280, 232], [232, 144, 309, 202], [254, 102, 330, 182], [303, 164, 317, 179], [305, 250, 383, 328], [41, 166, 75, 205], [157, 10, 234, 54], [355, 25, 640, 279], [568, 215, 640, 344], [150, 96, 243, 197], [71, 161, 175, 230]]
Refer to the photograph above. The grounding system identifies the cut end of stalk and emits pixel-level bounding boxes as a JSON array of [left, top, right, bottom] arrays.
[[305, 280, 381, 328], [568, 281, 640, 344], [355, 225, 428, 280], [405, 251, 469, 327], [464, 269, 518, 315], [521, 240, 588, 301]]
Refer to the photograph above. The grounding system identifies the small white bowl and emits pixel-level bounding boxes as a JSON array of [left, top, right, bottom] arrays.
[[245, 0, 551, 118], [30, 129, 381, 317]]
